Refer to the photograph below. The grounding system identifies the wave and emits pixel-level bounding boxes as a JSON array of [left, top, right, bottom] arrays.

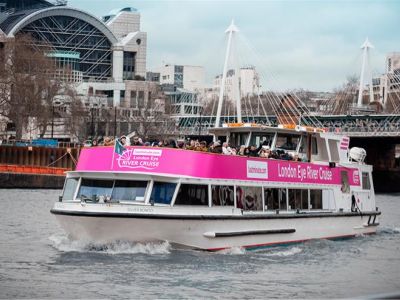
[[49, 234, 171, 255], [217, 246, 246, 255], [261, 246, 303, 257], [378, 226, 400, 235]]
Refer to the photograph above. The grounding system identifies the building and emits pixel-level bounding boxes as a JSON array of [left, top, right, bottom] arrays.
[[0, 0, 165, 140], [370, 52, 400, 111], [213, 66, 260, 101], [156, 64, 205, 92]]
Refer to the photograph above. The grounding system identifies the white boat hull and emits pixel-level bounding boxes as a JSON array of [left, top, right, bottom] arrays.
[[52, 203, 379, 251]]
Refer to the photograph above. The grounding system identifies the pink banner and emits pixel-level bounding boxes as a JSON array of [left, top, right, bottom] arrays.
[[76, 147, 360, 186]]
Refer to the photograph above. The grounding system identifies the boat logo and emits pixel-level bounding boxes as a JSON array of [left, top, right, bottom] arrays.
[[116, 148, 162, 170], [247, 160, 268, 179]]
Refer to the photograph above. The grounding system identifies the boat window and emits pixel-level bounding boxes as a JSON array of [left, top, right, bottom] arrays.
[[328, 139, 340, 162], [310, 189, 322, 209], [230, 132, 249, 147], [362, 172, 371, 190], [112, 180, 148, 201], [311, 137, 318, 155], [264, 188, 280, 210], [279, 188, 287, 210], [341, 171, 350, 193], [249, 133, 274, 147], [288, 189, 309, 210], [62, 178, 79, 201], [298, 135, 306, 154], [236, 186, 262, 211], [175, 184, 208, 205], [150, 182, 177, 204], [212, 185, 234, 206], [275, 134, 300, 151], [77, 179, 113, 202]]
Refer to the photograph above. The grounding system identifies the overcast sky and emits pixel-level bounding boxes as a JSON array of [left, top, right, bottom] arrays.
[[68, 0, 400, 92]]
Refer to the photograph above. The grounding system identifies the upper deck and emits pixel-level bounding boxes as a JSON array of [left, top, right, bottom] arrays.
[[210, 124, 352, 164]]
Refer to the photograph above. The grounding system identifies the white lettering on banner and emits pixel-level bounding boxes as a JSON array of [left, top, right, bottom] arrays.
[[247, 161, 268, 179], [133, 149, 162, 156], [277, 163, 333, 182], [117, 149, 161, 170]]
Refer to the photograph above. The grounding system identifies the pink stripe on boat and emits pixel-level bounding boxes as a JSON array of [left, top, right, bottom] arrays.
[[76, 147, 361, 186]]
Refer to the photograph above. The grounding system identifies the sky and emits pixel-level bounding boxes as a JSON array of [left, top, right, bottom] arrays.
[[68, 0, 400, 92]]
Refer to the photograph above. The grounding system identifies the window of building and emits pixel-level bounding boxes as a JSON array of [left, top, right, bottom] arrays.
[[62, 178, 79, 201], [310, 189, 322, 209], [150, 182, 177, 205], [236, 186, 262, 211], [362, 172, 371, 190], [174, 184, 208, 205], [288, 189, 308, 210], [77, 179, 114, 201], [138, 91, 144, 107], [130, 91, 137, 108], [123, 51, 136, 80], [111, 180, 148, 202], [212, 186, 234, 206]]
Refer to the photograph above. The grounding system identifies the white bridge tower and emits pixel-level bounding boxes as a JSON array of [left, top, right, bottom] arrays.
[[215, 20, 241, 128], [357, 38, 374, 107]]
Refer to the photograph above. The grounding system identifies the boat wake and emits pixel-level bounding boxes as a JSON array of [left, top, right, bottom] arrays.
[[261, 246, 303, 257], [217, 246, 246, 255], [49, 234, 171, 255], [378, 226, 400, 235]]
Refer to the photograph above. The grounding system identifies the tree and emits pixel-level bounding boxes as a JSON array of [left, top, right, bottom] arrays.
[[328, 75, 358, 115], [0, 35, 63, 139]]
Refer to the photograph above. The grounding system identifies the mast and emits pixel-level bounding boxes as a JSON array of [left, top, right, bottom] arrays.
[[215, 20, 239, 128], [357, 38, 374, 107]]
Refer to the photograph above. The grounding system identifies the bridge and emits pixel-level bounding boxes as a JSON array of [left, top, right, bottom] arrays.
[[176, 114, 400, 137]]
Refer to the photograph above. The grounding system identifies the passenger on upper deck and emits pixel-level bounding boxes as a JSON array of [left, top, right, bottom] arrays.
[[120, 135, 130, 146], [259, 145, 271, 158], [103, 136, 114, 146], [209, 141, 222, 154], [238, 145, 246, 156], [132, 136, 143, 146], [222, 142, 235, 155]]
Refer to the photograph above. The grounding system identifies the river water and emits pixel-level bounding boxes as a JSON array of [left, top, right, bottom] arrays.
[[0, 189, 399, 299]]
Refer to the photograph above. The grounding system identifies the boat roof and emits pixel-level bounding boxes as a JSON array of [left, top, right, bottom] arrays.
[[209, 123, 324, 136]]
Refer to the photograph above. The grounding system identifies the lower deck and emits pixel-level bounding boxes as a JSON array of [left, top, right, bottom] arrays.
[[60, 169, 376, 215]]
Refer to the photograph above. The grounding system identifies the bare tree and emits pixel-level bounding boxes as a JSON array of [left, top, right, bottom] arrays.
[[0, 35, 63, 139], [328, 75, 358, 115], [63, 88, 88, 142]]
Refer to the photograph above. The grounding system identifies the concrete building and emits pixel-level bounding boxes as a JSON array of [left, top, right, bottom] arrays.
[[387, 52, 400, 73], [213, 66, 260, 101], [0, 0, 163, 140], [370, 52, 400, 111], [156, 64, 205, 92]]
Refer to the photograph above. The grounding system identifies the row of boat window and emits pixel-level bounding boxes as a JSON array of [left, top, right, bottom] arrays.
[[62, 178, 323, 210]]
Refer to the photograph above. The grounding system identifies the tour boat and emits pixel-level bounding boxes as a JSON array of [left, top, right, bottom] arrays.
[[51, 124, 380, 251]]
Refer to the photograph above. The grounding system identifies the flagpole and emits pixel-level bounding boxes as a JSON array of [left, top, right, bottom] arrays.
[[111, 141, 116, 170]]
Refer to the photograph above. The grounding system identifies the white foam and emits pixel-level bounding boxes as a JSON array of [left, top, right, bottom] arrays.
[[49, 234, 171, 255], [263, 246, 303, 257], [217, 246, 246, 255]]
